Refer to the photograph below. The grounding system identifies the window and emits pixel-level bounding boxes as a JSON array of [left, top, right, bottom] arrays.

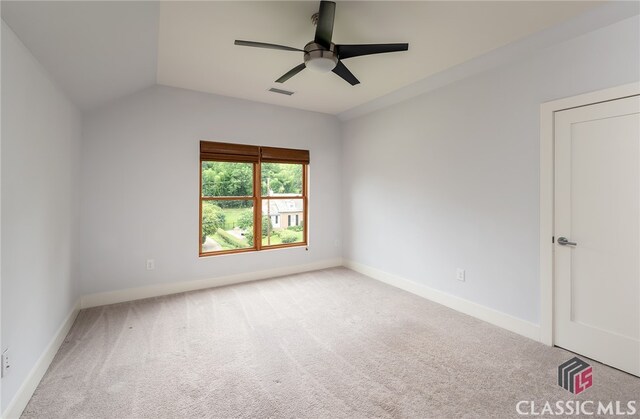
[[200, 141, 308, 256]]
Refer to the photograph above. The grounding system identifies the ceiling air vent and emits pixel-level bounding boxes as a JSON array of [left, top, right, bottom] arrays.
[[268, 87, 295, 96]]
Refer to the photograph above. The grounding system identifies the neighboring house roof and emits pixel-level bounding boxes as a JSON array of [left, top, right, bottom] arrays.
[[262, 197, 303, 215]]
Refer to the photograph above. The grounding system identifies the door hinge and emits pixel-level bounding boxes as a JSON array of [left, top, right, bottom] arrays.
[[552, 236, 555, 243]]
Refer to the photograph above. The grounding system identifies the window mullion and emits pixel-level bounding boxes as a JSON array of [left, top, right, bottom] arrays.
[[255, 162, 262, 251]]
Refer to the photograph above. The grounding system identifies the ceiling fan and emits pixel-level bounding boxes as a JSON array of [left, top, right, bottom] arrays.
[[234, 1, 409, 86]]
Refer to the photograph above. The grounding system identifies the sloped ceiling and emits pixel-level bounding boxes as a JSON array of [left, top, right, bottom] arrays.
[[3, 1, 603, 113], [2, 1, 159, 110]]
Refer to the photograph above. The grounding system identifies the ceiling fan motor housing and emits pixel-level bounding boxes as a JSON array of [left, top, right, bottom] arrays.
[[304, 41, 338, 73]]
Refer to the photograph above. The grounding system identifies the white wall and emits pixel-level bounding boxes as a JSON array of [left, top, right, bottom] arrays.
[[341, 15, 640, 325], [1, 21, 82, 410], [80, 85, 342, 296]]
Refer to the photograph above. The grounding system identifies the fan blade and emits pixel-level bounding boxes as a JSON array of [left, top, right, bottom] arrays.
[[336, 43, 409, 60], [314, 1, 335, 49], [276, 63, 306, 83], [234, 40, 303, 52], [332, 61, 360, 86]]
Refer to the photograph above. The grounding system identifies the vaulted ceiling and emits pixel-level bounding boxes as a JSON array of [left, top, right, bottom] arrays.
[[2, 1, 605, 114]]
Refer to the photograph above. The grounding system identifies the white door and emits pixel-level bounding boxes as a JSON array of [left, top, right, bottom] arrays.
[[554, 94, 640, 376]]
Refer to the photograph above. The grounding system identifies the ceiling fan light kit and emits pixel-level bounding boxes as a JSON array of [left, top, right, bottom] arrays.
[[234, 0, 408, 87], [304, 42, 338, 73]]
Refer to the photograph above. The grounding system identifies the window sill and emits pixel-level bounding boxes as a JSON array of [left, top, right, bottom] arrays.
[[199, 242, 308, 258]]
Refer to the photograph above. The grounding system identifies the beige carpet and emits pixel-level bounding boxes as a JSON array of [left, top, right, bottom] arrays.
[[23, 268, 639, 418]]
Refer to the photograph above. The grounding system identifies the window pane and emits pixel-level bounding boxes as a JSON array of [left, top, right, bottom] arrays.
[[261, 198, 304, 246], [261, 163, 303, 196], [202, 161, 254, 197], [201, 200, 254, 252]]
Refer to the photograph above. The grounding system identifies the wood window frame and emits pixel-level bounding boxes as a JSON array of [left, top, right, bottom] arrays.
[[199, 141, 309, 257]]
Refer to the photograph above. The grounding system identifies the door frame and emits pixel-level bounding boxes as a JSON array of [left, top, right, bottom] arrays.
[[539, 82, 640, 346]]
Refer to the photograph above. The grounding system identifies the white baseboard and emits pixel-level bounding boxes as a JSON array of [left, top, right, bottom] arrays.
[[344, 260, 541, 342], [1, 299, 81, 419], [81, 258, 343, 309]]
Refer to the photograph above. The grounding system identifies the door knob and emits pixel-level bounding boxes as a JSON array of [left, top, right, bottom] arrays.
[[557, 237, 577, 246]]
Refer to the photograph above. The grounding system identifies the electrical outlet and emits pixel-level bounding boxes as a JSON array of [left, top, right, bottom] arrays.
[[456, 268, 466, 282], [146, 259, 155, 270], [2, 349, 10, 377]]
